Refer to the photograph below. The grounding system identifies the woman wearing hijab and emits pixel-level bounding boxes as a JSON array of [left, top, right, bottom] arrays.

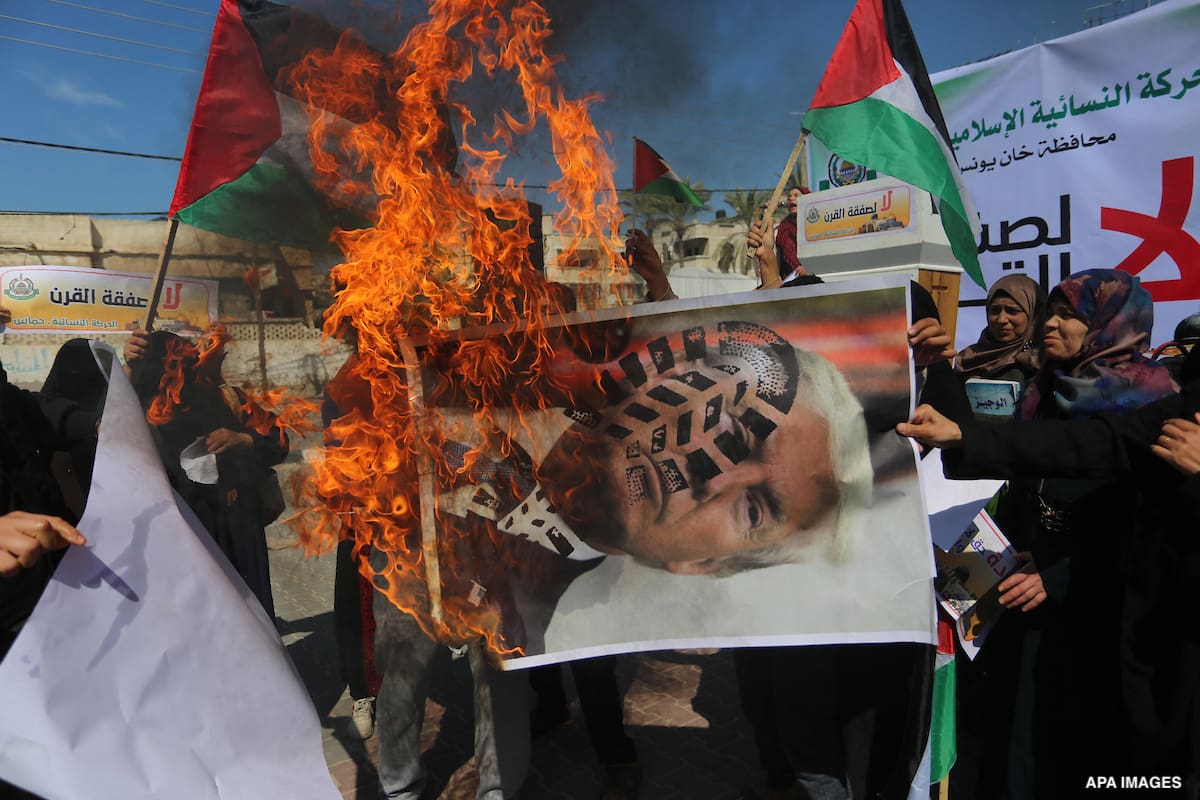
[[962, 269, 1175, 799], [901, 340, 1200, 791], [129, 330, 288, 619], [954, 274, 1044, 382]]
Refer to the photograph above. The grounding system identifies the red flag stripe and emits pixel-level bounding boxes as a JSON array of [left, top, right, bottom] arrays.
[[633, 138, 672, 191], [169, 0, 280, 216], [809, 0, 900, 110]]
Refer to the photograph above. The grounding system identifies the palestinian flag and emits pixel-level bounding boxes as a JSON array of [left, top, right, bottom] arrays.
[[803, 0, 983, 287], [930, 616, 957, 783], [633, 138, 704, 207], [171, 0, 455, 251]]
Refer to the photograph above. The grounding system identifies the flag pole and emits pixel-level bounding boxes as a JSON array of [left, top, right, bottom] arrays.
[[143, 217, 181, 331], [631, 136, 640, 234], [749, 130, 809, 285]]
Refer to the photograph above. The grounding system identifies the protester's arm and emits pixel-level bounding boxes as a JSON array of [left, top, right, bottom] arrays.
[[1152, 412, 1200, 523], [211, 387, 290, 466], [747, 216, 782, 289], [1153, 413, 1200, 476], [898, 390, 1190, 480], [625, 229, 675, 301], [896, 404, 963, 448], [907, 283, 971, 425], [997, 552, 1048, 612], [0, 511, 85, 577], [3, 381, 97, 451], [907, 318, 956, 367], [123, 328, 150, 376]]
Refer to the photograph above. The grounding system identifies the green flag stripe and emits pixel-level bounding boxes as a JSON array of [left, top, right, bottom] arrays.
[[804, 97, 983, 287], [930, 658, 957, 781], [174, 162, 368, 252], [637, 175, 704, 207]]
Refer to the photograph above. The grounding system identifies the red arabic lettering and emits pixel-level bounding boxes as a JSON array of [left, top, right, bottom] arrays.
[[1102, 156, 1200, 302]]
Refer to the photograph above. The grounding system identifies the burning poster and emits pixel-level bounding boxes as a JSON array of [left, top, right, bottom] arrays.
[[259, 1, 933, 665], [321, 275, 935, 668]]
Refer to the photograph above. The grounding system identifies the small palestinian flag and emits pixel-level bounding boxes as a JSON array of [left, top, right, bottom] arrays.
[[633, 138, 704, 207], [931, 616, 957, 782], [171, 0, 455, 251], [803, 0, 983, 287]]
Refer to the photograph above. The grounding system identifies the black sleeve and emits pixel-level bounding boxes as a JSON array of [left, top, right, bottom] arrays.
[[919, 362, 972, 426], [944, 388, 1191, 480], [907, 280, 973, 425], [4, 385, 96, 452], [37, 393, 98, 448], [231, 387, 289, 468]]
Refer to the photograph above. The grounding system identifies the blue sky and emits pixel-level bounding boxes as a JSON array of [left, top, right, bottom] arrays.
[[0, 0, 1140, 220]]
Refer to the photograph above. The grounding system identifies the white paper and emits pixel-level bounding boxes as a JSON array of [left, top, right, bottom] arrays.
[[0, 364, 339, 800], [180, 436, 219, 485], [918, 448, 1003, 551]]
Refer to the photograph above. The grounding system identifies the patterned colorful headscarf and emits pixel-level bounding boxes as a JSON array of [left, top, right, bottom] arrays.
[[954, 274, 1044, 379], [1016, 269, 1176, 420]]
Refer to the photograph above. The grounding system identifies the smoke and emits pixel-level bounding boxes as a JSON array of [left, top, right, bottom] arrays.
[[540, 0, 708, 110]]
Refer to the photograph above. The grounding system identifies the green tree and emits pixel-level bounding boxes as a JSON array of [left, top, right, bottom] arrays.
[[619, 179, 711, 272], [722, 187, 772, 226]]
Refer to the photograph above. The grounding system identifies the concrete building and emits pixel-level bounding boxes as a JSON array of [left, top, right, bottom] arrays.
[[0, 214, 339, 393]]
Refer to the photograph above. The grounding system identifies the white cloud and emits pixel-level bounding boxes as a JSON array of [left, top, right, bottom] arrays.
[[42, 77, 124, 108]]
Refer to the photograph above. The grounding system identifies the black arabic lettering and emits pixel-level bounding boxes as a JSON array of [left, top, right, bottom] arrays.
[[979, 195, 1071, 253], [998, 217, 1049, 250]]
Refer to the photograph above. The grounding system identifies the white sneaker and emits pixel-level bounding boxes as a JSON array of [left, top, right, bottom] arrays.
[[351, 697, 376, 740]]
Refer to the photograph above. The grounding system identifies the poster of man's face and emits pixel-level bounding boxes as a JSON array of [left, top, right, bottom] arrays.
[[416, 275, 934, 668]]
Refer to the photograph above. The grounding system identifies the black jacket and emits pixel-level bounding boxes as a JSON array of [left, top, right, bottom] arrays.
[[0, 368, 98, 656]]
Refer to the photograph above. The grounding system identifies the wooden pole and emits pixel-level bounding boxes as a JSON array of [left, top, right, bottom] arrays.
[[253, 269, 269, 390], [748, 131, 809, 282], [142, 217, 180, 331], [399, 337, 442, 630], [631, 136, 640, 233]]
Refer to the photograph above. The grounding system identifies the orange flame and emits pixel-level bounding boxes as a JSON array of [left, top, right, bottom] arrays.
[[145, 335, 200, 425], [287, 0, 627, 656]]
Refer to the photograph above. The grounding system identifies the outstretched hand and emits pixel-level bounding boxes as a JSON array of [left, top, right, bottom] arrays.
[[624, 229, 672, 301], [1152, 413, 1200, 476], [908, 318, 956, 367], [896, 403, 963, 449], [0, 510, 86, 577]]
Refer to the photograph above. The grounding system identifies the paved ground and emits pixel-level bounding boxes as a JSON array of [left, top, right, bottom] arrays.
[[269, 542, 766, 800]]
